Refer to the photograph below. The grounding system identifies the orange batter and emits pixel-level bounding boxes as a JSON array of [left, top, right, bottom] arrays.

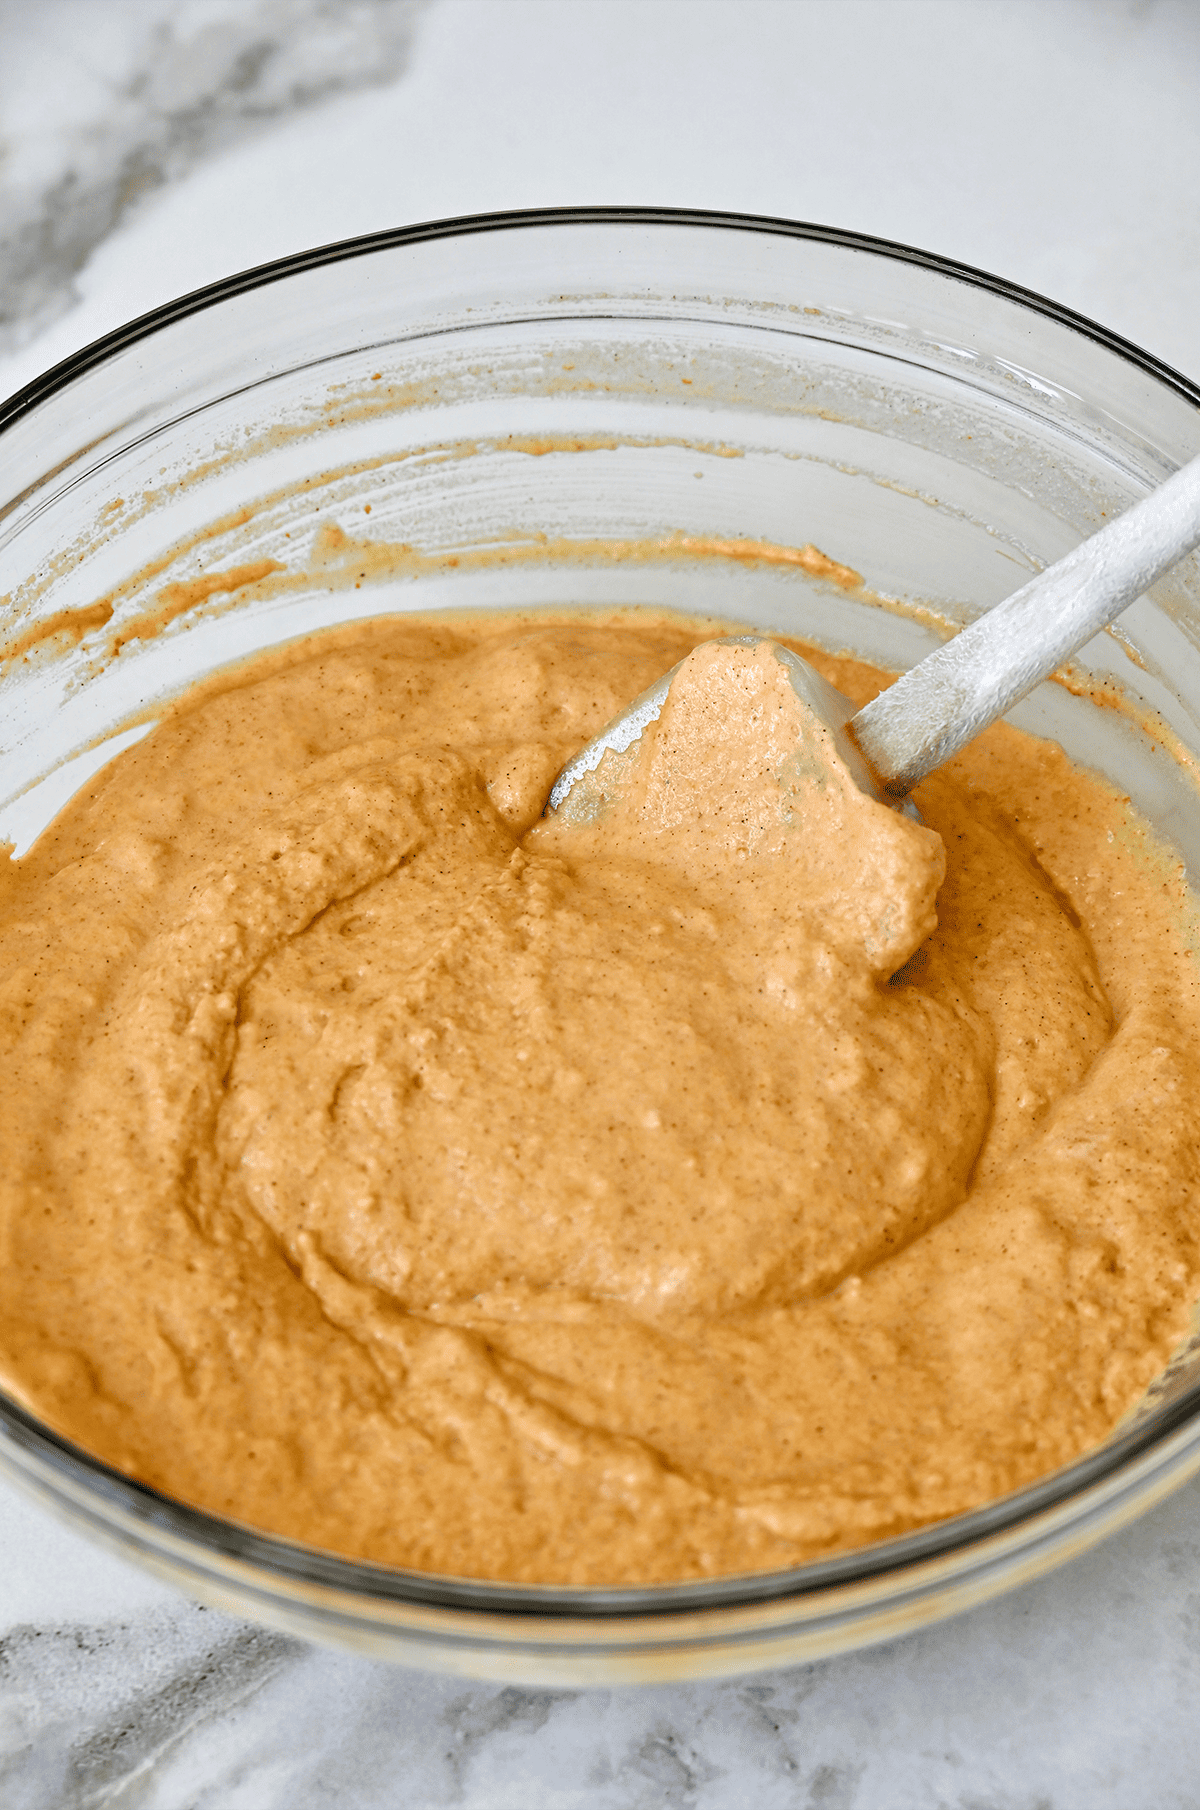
[[1, 608, 1198, 1583]]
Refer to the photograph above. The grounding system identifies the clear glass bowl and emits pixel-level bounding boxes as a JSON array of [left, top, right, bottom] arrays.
[[3, 209, 1200, 1685]]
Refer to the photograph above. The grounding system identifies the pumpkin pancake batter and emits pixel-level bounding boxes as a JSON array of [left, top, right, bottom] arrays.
[[1, 608, 1199, 1584]]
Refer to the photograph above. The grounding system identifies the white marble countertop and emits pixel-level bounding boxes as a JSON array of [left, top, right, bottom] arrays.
[[3, 2, 1200, 1803]]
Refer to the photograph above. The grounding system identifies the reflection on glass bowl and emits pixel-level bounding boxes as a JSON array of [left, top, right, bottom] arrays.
[[2, 210, 1200, 1684]]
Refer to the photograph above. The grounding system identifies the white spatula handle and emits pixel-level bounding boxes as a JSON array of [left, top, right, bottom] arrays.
[[851, 453, 1200, 795]]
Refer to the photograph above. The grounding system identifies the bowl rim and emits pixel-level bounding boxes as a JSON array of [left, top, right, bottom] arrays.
[[2, 205, 1199, 435], [4, 203, 1200, 1622], [5, 1366, 1200, 1620]]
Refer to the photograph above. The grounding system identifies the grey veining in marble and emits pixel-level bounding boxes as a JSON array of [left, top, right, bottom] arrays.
[[0, 0, 424, 355], [3, 1, 1200, 1803], [0, 1612, 296, 1809], [5, 1470, 1200, 1807]]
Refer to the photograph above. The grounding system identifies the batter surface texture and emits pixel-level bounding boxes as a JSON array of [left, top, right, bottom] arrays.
[[1, 609, 1198, 1583]]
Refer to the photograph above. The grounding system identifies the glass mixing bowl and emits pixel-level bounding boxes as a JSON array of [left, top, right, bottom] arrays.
[[2, 209, 1200, 1685]]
